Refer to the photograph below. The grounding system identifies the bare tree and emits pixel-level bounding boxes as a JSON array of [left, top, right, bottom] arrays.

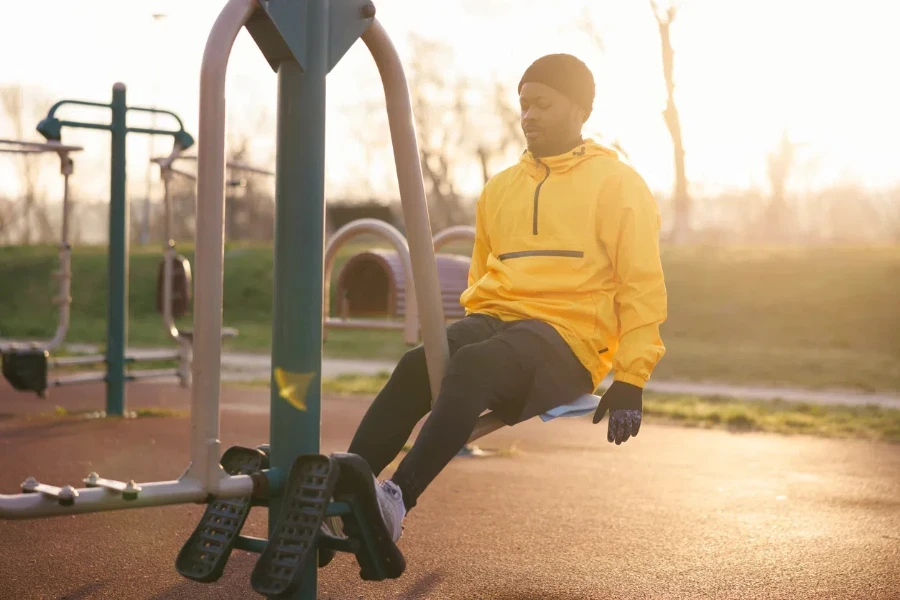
[[0, 84, 56, 244], [886, 187, 900, 243], [224, 128, 276, 242], [338, 36, 526, 229], [762, 129, 799, 240], [0, 198, 14, 244], [818, 184, 883, 243], [407, 35, 527, 230], [406, 35, 469, 230], [576, 7, 633, 165], [577, 4, 606, 54], [650, 0, 690, 243], [473, 80, 522, 186]]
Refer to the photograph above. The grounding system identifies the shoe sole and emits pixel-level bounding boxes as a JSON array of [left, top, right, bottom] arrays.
[[331, 452, 406, 581]]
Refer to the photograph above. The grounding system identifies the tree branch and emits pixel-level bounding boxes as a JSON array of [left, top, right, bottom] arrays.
[[578, 6, 605, 53]]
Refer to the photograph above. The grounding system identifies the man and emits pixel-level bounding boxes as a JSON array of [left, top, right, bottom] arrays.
[[340, 53, 667, 544]]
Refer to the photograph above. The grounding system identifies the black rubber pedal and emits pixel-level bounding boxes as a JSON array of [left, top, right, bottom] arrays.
[[1, 348, 49, 397], [250, 454, 339, 598], [175, 446, 268, 583], [331, 452, 406, 581]]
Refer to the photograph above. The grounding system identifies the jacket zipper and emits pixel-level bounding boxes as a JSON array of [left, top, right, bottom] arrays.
[[498, 250, 584, 260], [532, 160, 551, 235]]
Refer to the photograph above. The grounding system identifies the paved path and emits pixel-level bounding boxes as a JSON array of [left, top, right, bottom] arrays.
[[0, 381, 898, 599], [22, 342, 900, 409]]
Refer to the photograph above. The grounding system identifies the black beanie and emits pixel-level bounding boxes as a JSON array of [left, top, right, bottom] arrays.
[[518, 54, 595, 121]]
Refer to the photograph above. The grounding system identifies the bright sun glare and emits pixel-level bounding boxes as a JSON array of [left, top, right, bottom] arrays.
[[0, 0, 898, 205]]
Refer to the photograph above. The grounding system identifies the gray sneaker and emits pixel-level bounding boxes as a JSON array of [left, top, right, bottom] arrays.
[[374, 478, 406, 542], [317, 514, 344, 567]]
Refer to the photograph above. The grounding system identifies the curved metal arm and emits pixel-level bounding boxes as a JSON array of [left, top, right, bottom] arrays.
[[323, 219, 419, 344], [159, 144, 191, 346], [126, 105, 188, 133], [362, 19, 448, 403], [433, 225, 475, 253], [44, 152, 75, 351], [154, 142, 184, 173], [154, 142, 237, 388], [0, 140, 80, 350], [362, 26, 504, 439], [430, 225, 505, 441], [190, 0, 258, 491], [44, 99, 111, 119]]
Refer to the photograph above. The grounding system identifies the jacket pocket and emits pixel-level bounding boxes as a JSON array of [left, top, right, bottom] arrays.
[[590, 292, 610, 356], [497, 250, 584, 261]]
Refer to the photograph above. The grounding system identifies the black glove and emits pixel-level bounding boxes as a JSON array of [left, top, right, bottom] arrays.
[[592, 381, 643, 445]]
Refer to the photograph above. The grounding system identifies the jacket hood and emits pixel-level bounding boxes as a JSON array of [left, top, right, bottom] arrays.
[[520, 138, 618, 177]]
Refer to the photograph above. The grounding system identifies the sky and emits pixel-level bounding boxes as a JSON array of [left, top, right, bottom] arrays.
[[1, 0, 898, 209]]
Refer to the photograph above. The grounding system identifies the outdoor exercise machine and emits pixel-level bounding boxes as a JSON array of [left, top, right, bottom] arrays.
[[4, 85, 195, 415], [0, 138, 83, 393], [0, 136, 188, 399], [0, 2, 600, 598], [323, 221, 474, 344], [150, 146, 275, 386]]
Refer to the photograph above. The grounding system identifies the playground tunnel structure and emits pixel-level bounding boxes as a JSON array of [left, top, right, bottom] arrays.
[[334, 248, 470, 321]]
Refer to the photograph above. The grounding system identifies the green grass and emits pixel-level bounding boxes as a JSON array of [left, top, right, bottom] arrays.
[[2, 243, 898, 392], [642, 394, 900, 443], [653, 245, 900, 392], [273, 372, 900, 444], [50, 358, 180, 375], [35, 405, 187, 420], [322, 371, 394, 394]]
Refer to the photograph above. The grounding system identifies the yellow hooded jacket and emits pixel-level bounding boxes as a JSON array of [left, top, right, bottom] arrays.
[[460, 139, 667, 390]]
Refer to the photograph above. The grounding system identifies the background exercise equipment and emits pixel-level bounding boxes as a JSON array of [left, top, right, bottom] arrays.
[[0, 139, 99, 396], [150, 147, 274, 385], [26, 86, 194, 414]]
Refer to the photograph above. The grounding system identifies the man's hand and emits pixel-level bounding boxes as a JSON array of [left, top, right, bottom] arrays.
[[592, 381, 643, 445]]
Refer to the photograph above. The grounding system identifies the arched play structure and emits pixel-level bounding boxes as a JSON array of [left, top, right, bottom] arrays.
[[0, 3, 600, 598], [324, 220, 474, 345]]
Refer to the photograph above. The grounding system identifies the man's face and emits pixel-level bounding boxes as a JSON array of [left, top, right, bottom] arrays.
[[519, 82, 584, 157]]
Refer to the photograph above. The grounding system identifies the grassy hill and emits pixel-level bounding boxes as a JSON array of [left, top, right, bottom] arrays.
[[1, 242, 898, 392]]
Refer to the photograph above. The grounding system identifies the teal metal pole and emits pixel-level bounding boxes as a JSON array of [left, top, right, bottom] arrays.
[[36, 88, 193, 418], [269, 1, 328, 597], [106, 83, 128, 416]]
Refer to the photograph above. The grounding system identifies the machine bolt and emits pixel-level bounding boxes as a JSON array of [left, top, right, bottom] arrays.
[[362, 2, 376, 18], [21, 477, 39, 493], [123, 480, 141, 501], [58, 486, 79, 506], [84, 472, 100, 487]]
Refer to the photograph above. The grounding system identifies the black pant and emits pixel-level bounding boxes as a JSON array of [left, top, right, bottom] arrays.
[[347, 314, 591, 511]]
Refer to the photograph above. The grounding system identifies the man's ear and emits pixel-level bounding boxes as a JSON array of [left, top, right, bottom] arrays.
[[572, 106, 587, 125]]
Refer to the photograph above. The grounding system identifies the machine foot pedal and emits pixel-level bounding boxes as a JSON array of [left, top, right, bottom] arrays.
[[175, 446, 268, 583], [2, 348, 49, 397], [250, 454, 339, 598], [331, 452, 406, 581]]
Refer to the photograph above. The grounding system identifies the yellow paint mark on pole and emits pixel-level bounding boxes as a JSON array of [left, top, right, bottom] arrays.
[[274, 367, 315, 412]]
